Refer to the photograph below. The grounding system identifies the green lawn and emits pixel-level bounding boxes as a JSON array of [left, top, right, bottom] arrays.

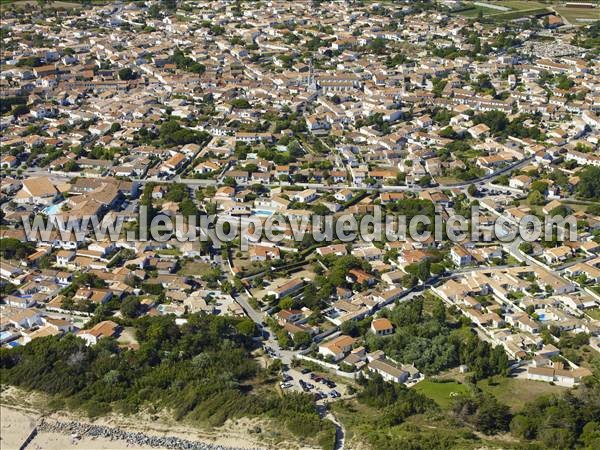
[[436, 176, 463, 185], [178, 260, 211, 276], [477, 376, 566, 411], [456, 1, 553, 21], [415, 375, 568, 412], [554, 6, 600, 25], [458, 5, 503, 17], [562, 201, 590, 213], [413, 379, 471, 409], [156, 248, 182, 257], [490, 1, 547, 10], [489, 7, 551, 21], [456, 1, 550, 17]]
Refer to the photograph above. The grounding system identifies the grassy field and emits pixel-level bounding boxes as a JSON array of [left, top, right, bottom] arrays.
[[457, 1, 599, 25], [157, 248, 182, 257], [587, 308, 600, 321], [413, 379, 471, 409], [332, 398, 514, 449], [436, 176, 464, 185], [563, 201, 591, 213], [178, 260, 211, 276], [456, 1, 554, 21], [458, 4, 504, 17], [457, 1, 548, 15], [554, 6, 600, 24], [489, 7, 551, 21], [490, 1, 548, 10], [476, 375, 566, 411]]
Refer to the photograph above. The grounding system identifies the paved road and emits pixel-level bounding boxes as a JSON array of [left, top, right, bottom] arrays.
[[235, 292, 266, 325], [132, 155, 534, 192], [24, 153, 532, 196]]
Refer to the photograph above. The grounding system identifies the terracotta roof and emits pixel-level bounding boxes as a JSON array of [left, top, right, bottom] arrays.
[[371, 318, 393, 331]]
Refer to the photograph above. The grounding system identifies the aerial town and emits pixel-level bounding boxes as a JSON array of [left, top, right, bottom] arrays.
[[0, 1, 599, 449]]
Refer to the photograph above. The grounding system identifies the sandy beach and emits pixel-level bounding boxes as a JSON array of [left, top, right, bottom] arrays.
[[0, 403, 321, 450], [0, 405, 270, 450], [0, 407, 38, 450], [27, 430, 171, 450], [0, 386, 320, 450]]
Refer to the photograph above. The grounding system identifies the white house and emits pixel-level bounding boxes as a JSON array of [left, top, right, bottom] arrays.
[[370, 318, 394, 336], [77, 320, 119, 346], [451, 245, 472, 266], [367, 358, 408, 383], [527, 362, 591, 387], [292, 189, 317, 203], [334, 189, 354, 203], [318, 335, 355, 361]]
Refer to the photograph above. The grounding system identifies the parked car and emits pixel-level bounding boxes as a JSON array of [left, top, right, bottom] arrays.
[[322, 379, 336, 388]]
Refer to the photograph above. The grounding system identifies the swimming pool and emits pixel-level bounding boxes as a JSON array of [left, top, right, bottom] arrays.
[[43, 202, 63, 215], [253, 209, 274, 217], [0, 331, 16, 343], [0, 331, 13, 341]]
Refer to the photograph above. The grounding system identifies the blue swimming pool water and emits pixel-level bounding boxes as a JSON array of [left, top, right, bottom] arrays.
[[254, 209, 274, 217], [0, 331, 13, 340], [43, 203, 62, 215]]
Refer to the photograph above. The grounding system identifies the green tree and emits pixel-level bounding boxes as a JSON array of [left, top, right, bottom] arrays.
[[475, 395, 511, 434], [235, 319, 256, 337], [12, 104, 30, 117], [293, 331, 312, 349], [577, 167, 600, 200], [120, 296, 140, 318], [519, 242, 533, 254], [528, 190, 544, 205], [0, 239, 35, 259], [340, 320, 360, 337], [118, 67, 136, 80], [278, 297, 293, 310], [510, 414, 536, 439]]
